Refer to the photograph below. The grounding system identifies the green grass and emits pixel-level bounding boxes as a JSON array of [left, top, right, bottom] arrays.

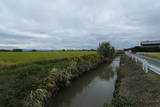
[[143, 53, 160, 59], [0, 51, 96, 67]]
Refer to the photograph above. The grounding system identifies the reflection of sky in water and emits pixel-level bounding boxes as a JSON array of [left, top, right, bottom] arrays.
[[111, 57, 120, 72], [49, 57, 120, 107]]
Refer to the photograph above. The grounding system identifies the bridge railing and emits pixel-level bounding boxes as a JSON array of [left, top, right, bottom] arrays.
[[125, 52, 160, 75]]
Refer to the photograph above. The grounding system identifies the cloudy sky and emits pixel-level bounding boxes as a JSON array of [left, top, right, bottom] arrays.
[[0, 0, 160, 49]]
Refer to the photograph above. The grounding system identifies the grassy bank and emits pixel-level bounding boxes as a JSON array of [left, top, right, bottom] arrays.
[[143, 53, 160, 59], [0, 52, 106, 107], [104, 56, 160, 107]]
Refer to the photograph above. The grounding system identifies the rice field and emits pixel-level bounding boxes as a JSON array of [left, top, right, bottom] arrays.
[[0, 51, 96, 67], [143, 53, 160, 59]]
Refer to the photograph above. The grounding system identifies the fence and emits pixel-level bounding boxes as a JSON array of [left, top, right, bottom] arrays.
[[125, 52, 160, 75]]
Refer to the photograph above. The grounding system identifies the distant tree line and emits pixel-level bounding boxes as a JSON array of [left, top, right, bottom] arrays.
[[12, 49, 23, 52], [0, 48, 96, 52], [0, 49, 23, 52], [0, 49, 37, 52], [61, 49, 96, 51], [0, 49, 11, 52], [31, 49, 37, 52]]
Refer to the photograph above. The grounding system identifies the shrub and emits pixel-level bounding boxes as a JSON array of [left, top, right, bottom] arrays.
[[97, 42, 115, 58]]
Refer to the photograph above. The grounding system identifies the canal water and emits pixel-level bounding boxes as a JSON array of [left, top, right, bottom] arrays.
[[48, 57, 120, 107]]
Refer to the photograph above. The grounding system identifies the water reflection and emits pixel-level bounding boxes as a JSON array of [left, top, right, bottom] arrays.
[[48, 57, 120, 107], [99, 66, 114, 80]]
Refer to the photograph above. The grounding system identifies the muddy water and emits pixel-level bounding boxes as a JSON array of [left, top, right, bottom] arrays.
[[48, 57, 120, 107]]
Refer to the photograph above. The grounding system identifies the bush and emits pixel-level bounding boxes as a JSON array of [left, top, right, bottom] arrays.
[[97, 42, 115, 58]]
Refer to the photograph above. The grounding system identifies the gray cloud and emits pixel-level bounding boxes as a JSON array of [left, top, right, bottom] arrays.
[[0, 0, 160, 49]]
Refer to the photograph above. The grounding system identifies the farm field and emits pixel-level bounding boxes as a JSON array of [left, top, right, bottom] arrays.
[[0, 51, 96, 67], [143, 53, 160, 59]]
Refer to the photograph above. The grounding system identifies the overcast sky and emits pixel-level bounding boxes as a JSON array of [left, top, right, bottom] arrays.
[[0, 0, 160, 49]]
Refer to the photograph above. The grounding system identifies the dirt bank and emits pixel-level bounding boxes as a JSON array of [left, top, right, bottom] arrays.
[[112, 56, 160, 107]]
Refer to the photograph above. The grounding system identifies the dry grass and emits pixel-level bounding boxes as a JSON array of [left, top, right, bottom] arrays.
[[118, 56, 160, 107]]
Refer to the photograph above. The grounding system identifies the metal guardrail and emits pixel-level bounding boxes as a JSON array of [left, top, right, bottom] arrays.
[[125, 52, 160, 75]]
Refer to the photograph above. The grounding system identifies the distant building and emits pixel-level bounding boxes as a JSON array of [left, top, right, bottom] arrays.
[[141, 40, 160, 46]]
